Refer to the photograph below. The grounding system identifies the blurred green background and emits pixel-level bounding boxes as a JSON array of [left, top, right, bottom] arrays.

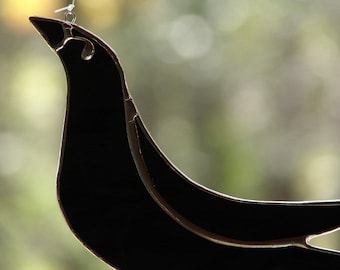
[[0, 0, 340, 269]]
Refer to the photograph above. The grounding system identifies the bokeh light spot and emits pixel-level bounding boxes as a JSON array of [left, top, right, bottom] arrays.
[[0, 0, 61, 32], [168, 14, 214, 59]]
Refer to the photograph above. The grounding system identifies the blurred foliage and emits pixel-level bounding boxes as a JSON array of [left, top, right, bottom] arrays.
[[0, 0, 340, 269]]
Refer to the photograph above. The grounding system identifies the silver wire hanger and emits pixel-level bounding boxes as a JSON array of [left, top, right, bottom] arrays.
[[55, 0, 77, 23]]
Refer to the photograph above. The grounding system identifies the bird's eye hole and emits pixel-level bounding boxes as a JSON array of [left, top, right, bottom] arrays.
[[56, 36, 95, 61], [81, 40, 95, 61]]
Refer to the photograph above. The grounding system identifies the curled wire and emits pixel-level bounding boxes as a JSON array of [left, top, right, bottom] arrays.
[[55, 0, 77, 23]]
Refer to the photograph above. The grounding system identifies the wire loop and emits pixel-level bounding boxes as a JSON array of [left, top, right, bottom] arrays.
[[55, 0, 76, 23]]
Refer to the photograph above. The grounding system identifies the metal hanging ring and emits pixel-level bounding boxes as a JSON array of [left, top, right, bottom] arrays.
[[55, 0, 77, 23], [65, 10, 77, 23]]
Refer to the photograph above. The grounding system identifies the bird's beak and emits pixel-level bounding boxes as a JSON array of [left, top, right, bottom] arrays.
[[29, 16, 66, 49]]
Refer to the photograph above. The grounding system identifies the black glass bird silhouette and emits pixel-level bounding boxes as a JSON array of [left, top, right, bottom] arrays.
[[30, 16, 340, 269]]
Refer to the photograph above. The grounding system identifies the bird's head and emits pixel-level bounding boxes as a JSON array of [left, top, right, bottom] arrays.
[[29, 16, 95, 61]]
